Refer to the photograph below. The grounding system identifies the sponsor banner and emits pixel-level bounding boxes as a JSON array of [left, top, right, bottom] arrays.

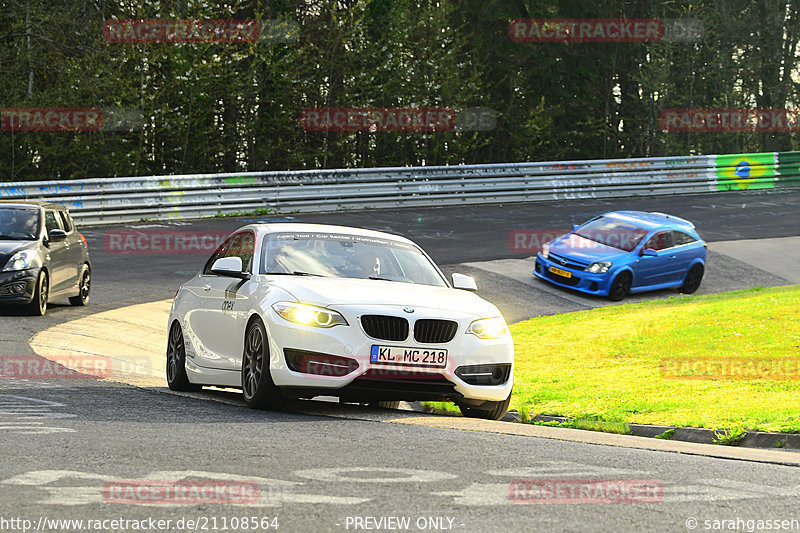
[[715, 153, 776, 191], [661, 108, 800, 133], [104, 230, 229, 254], [103, 480, 258, 505], [508, 479, 664, 503], [1, 355, 111, 380], [103, 19, 259, 43], [509, 18, 664, 43], [661, 357, 800, 381], [301, 108, 455, 132]]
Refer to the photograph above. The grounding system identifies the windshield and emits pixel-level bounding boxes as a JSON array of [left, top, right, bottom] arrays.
[[0, 207, 40, 240], [260, 232, 447, 287], [573, 216, 650, 252]]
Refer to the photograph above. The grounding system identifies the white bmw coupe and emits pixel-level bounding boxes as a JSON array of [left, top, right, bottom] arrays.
[[167, 223, 514, 420]]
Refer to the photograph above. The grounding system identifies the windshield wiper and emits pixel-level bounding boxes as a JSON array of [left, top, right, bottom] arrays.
[[0, 235, 22, 240]]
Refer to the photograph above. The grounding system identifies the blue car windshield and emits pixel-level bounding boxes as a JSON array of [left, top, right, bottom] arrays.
[[574, 217, 650, 252]]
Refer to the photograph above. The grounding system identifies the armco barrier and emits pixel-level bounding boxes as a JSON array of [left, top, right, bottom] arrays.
[[0, 151, 798, 225]]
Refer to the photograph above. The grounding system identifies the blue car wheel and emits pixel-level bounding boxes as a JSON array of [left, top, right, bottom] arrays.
[[608, 271, 632, 301]]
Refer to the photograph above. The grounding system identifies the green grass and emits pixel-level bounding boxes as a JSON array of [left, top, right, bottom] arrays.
[[510, 286, 800, 434]]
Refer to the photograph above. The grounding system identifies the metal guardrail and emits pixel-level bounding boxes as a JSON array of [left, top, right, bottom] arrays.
[[1, 151, 798, 225]]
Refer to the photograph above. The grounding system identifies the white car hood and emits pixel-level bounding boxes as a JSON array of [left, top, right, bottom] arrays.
[[262, 276, 500, 318]]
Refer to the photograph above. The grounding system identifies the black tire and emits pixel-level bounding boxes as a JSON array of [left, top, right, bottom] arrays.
[[368, 401, 401, 410], [166, 322, 201, 391], [242, 319, 286, 411], [68, 265, 91, 306], [608, 271, 632, 301], [681, 264, 704, 294], [458, 393, 511, 421], [24, 270, 48, 316]]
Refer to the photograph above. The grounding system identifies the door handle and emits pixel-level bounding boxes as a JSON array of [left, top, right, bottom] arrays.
[[202, 284, 212, 292]]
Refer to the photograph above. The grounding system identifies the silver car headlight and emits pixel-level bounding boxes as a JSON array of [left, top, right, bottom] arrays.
[[2, 249, 37, 272], [272, 302, 348, 328], [467, 317, 508, 339], [586, 261, 612, 273]]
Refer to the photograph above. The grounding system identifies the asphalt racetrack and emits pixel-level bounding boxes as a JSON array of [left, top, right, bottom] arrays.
[[1, 188, 799, 532]]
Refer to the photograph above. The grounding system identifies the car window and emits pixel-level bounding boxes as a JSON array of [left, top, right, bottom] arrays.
[[644, 231, 674, 251], [44, 210, 63, 233], [673, 231, 697, 246], [202, 231, 254, 275], [261, 233, 447, 286], [573, 216, 650, 252], [58, 211, 74, 233], [203, 237, 232, 275], [225, 231, 255, 272], [0, 207, 40, 240]]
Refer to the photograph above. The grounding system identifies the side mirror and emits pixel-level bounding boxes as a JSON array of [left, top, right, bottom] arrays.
[[572, 224, 579, 231], [48, 229, 67, 242], [211, 257, 250, 279], [452, 273, 478, 292], [641, 248, 657, 257]]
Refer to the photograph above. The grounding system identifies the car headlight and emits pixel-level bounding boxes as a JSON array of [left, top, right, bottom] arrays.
[[467, 317, 508, 339], [586, 261, 612, 273], [2, 249, 37, 272], [272, 302, 348, 328], [541, 243, 550, 259]]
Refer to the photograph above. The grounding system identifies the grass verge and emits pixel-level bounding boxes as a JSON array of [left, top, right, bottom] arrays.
[[510, 286, 800, 434]]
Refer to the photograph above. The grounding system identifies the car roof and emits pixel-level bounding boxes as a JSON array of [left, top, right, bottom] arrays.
[[0, 200, 66, 210], [243, 223, 416, 245], [601, 210, 695, 231]]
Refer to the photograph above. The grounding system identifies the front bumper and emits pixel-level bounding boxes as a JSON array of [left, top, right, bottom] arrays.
[[533, 254, 612, 296], [265, 304, 514, 404], [0, 269, 38, 304]]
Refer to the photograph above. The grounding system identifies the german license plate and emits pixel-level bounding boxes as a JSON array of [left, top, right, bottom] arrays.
[[370, 346, 447, 368], [549, 265, 572, 278]]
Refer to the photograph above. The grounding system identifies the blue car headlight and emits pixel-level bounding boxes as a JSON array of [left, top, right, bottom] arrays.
[[585, 261, 612, 274], [541, 243, 550, 259]]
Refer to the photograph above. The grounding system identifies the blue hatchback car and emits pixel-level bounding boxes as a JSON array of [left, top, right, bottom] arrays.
[[533, 211, 706, 301]]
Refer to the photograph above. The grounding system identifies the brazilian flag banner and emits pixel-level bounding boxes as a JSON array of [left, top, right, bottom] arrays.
[[715, 152, 776, 191], [777, 151, 800, 187]]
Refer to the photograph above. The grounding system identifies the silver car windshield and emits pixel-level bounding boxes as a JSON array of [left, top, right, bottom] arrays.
[[260, 232, 447, 287], [0, 208, 40, 241]]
